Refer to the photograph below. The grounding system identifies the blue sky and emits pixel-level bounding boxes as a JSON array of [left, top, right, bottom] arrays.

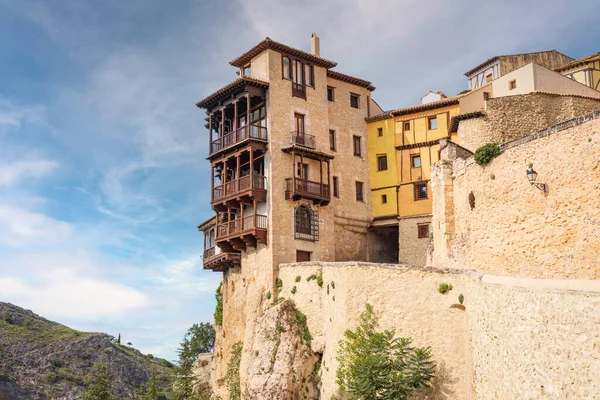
[[0, 0, 597, 361]]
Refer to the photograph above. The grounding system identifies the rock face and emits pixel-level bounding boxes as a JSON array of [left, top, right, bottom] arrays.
[[245, 300, 319, 400]]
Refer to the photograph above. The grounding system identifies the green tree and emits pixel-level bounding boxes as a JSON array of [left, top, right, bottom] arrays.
[[144, 371, 162, 400], [336, 304, 436, 400], [117, 333, 121, 345], [214, 283, 223, 326], [82, 360, 112, 400]]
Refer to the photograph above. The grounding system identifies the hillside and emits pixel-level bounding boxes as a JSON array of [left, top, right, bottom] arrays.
[[0, 302, 175, 400]]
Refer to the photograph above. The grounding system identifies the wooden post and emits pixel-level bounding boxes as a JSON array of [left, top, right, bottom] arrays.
[[208, 114, 212, 154], [250, 146, 254, 187], [222, 160, 227, 196], [210, 164, 214, 202], [319, 159, 323, 197], [253, 199, 257, 230], [291, 148, 295, 196], [236, 153, 240, 193], [221, 107, 225, 137], [327, 159, 331, 197], [246, 94, 251, 139], [234, 99, 238, 131]]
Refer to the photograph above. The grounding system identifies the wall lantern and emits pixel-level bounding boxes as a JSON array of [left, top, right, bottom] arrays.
[[526, 165, 546, 192]]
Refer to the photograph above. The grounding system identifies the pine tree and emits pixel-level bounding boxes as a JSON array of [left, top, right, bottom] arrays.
[[144, 372, 162, 400], [117, 333, 121, 345], [82, 360, 112, 400]]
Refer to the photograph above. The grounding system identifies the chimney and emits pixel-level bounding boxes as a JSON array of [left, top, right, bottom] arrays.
[[311, 33, 320, 57]]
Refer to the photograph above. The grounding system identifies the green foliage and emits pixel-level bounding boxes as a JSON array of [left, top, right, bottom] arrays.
[[474, 142, 501, 165], [458, 294, 464, 305], [214, 282, 223, 326], [336, 304, 435, 399], [23, 318, 31, 328], [276, 278, 283, 288], [490, 174, 495, 180], [276, 324, 286, 333], [291, 286, 297, 295], [316, 273, 323, 288], [45, 372, 58, 383], [3, 312, 13, 324], [295, 312, 312, 346], [306, 274, 317, 282], [225, 342, 243, 400], [143, 372, 163, 400], [265, 291, 272, 300], [331, 281, 335, 289], [117, 333, 121, 345], [438, 283, 453, 294], [82, 360, 112, 400], [52, 359, 64, 369], [588, 138, 592, 142], [295, 275, 301, 283]]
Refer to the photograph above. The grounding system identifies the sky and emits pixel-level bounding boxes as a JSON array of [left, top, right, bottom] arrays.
[[0, 0, 597, 361]]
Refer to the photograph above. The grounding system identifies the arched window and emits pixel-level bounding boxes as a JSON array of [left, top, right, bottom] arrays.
[[295, 206, 318, 241]]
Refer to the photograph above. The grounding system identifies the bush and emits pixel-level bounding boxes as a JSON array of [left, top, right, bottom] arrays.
[[295, 312, 312, 346], [45, 372, 58, 383], [438, 283, 453, 294], [459, 294, 464, 304], [225, 342, 243, 400], [336, 304, 435, 399], [3, 312, 13, 324], [316, 273, 323, 288], [276, 324, 286, 333], [474, 142, 501, 165], [295, 276, 301, 283], [52, 359, 64, 369], [291, 286, 297, 294], [23, 318, 31, 328], [265, 291, 272, 300], [331, 281, 335, 289], [214, 283, 223, 326], [276, 278, 283, 288], [307, 274, 317, 282]]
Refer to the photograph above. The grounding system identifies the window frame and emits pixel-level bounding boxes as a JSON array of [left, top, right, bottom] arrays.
[[413, 182, 428, 201], [353, 135, 362, 157], [417, 223, 430, 239], [282, 56, 291, 80], [377, 154, 388, 171], [294, 205, 318, 242], [485, 73, 493, 84], [403, 121, 410, 132], [333, 176, 339, 198], [382, 194, 387, 204], [377, 127, 383, 137], [355, 181, 364, 202], [327, 86, 335, 102], [411, 154, 422, 168], [428, 116, 438, 130], [350, 93, 360, 109], [329, 129, 336, 151], [509, 79, 517, 90]]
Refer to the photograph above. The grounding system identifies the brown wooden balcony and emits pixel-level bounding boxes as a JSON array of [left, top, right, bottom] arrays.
[[212, 174, 266, 211], [216, 214, 267, 251], [203, 247, 241, 271], [291, 131, 315, 149], [292, 83, 306, 99], [285, 177, 330, 205], [210, 125, 267, 156]]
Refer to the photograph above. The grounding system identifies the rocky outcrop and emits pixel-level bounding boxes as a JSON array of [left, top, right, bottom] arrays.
[[245, 300, 319, 400]]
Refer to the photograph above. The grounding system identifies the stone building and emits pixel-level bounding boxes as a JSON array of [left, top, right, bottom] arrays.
[[195, 34, 377, 397]]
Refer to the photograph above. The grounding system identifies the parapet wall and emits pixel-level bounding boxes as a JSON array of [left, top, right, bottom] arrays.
[[278, 262, 600, 400]]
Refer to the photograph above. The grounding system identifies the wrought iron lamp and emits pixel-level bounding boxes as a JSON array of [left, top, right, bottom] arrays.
[[526, 166, 546, 192]]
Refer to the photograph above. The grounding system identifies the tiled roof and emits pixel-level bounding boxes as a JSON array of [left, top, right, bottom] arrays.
[[281, 145, 335, 160], [195, 77, 269, 109], [554, 52, 600, 72], [327, 70, 376, 91], [365, 111, 393, 123], [390, 96, 460, 117], [463, 50, 572, 77], [230, 37, 337, 69], [449, 111, 486, 133]]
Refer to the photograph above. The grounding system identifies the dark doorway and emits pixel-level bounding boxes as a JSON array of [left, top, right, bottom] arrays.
[[367, 226, 399, 263]]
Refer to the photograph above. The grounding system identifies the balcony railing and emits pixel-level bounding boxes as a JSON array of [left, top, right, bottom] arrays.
[[212, 174, 266, 202], [285, 177, 330, 202], [203, 247, 216, 260], [216, 214, 268, 239], [292, 83, 306, 99], [210, 124, 267, 155], [291, 131, 315, 149]]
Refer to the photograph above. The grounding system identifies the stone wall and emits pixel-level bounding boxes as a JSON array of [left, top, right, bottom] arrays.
[[398, 215, 431, 266], [434, 111, 600, 279], [458, 92, 600, 151], [277, 262, 600, 400]]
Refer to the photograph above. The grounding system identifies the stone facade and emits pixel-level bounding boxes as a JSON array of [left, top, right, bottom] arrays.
[[434, 111, 600, 279], [458, 92, 600, 151], [398, 215, 431, 265]]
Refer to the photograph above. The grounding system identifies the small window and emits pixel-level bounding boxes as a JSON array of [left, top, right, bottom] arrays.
[[509, 80, 517, 90], [377, 155, 388, 171], [414, 182, 428, 200], [327, 86, 335, 102], [483, 92, 491, 100], [243, 65, 251, 77], [282, 56, 291, 80], [382, 194, 387, 204], [333, 176, 339, 198], [355, 181, 364, 202], [350, 93, 360, 109], [417, 223, 430, 239], [305, 64, 314, 87], [353, 135, 362, 157], [485, 73, 493, 84], [411, 155, 421, 168], [404, 122, 410, 131], [428, 116, 438, 130], [377, 127, 383, 137], [329, 130, 336, 151]]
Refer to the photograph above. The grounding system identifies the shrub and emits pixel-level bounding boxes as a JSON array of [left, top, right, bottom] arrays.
[[336, 304, 435, 399], [52, 359, 64, 369], [474, 142, 501, 165], [23, 318, 31, 328], [225, 342, 243, 400], [295, 275, 301, 283], [82, 361, 112, 400], [45, 372, 58, 383], [276, 324, 286, 333], [438, 283, 453, 294], [291, 286, 297, 295], [331, 281, 335, 289], [316, 273, 323, 288], [459, 294, 464, 304], [3, 312, 13, 324], [214, 283, 223, 326], [265, 291, 272, 300], [307, 274, 317, 282], [295, 311, 312, 346], [276, 278, 283, 288]]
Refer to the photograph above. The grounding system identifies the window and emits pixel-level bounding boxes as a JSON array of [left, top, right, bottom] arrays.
[[411, 155, 421, 168], [355, 181, 364, 202], [404, 122, 410, 131], [305, 64, 314, 87], [414, 182, 428, 200], [417, 223, 430, 239], [350, 93, 360, 109], [485, 73, 493, 84], [353, 135, 362, 157], [292, 59, 306, 98], [509, 79, 517, 90], [329, 130, 336, 151], [382, 194, 387, 204], [377, 127, 383, 137], [483, 92, 491, 100], [282, 56, 291, 80], [333, 176, 339, 198], [297, 162, 308, 179], [377, 155, 388, 171], [243, 65, 251, 77], [428, 116, 438, 130], [295, 206, 318, 241], [327, 86, 335, 102]]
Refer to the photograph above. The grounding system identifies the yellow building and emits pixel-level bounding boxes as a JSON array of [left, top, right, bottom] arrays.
[[555, 52, 600, 91], [367, 92, 461, 265]]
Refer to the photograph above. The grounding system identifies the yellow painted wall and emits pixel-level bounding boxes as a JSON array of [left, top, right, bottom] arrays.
[[394, 104, 460, 217], [367, 117, 398, 218]]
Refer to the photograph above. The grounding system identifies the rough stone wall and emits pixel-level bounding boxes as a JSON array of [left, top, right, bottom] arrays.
[[458, 92, 600, 151], [398, 215, 431, 266], [436, 115, 600, 279], [278, 262, 600, 400]]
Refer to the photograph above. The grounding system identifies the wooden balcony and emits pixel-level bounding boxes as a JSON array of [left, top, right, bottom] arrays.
[[210, 125, 267, 156], [212, 174, 267, 211], [291, 131, 315, 149], [203, 248, 241, 272], [285, 177, 330, 206], [216, 214, 267, 251]]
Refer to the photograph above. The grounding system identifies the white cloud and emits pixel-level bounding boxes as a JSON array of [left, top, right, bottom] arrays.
[[0, 96, 45, 131], [0, 204, 73, 247], [0, 159, 58, 186]]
